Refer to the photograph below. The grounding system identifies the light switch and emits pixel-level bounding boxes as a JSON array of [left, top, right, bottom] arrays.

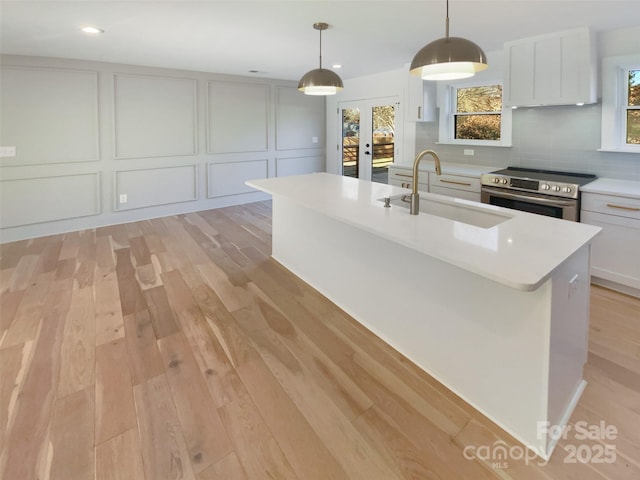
[[312, 137, 319, 144], [0, 146, 17, 157], [119, 194, 128, 204]]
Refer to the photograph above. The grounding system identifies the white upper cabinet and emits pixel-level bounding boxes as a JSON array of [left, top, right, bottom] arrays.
[[405, 72, 436, 122], [503, 28, 597, 107]]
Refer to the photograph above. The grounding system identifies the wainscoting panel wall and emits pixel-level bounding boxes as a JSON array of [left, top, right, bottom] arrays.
[[0, 173, 101, 227], [276, 86, 325, 151], [0, 66, 100, 166], [207, 159, 268, 198], [207, 81, 269, 154], [115, 165, 198, 210], [113, 73, 197, 159], [275, 155, 324, 177], [0, 55, 325, 243]]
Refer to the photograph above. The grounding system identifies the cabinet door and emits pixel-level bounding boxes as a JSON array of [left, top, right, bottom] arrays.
[[504, 28, 596, 107], [504, 41, 534, 106], [406, 74, 436, 122], [581, 211, 640, 289]]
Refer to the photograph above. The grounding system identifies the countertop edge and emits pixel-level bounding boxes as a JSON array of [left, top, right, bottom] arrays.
[[580, 178, 640, 200], [247, 174, 601, 292]]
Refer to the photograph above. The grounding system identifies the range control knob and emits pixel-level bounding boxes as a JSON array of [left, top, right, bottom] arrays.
[[493, 177, 501, 184], [501, 178, 508, 184], [541, 184, 550, 190], [562, 186, 572, 193], [551, 185, 561, 192]]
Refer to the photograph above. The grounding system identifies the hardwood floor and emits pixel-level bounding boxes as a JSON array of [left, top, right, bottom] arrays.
[[1, 201, 639, 479]]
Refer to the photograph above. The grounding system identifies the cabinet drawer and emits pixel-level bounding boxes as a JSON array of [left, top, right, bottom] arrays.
[[582, 193, 640, 220], [390, 178, 428, 192], [429, 174, 481, 193], [389, 170, 428, 192], [430, 185, 480, 202]]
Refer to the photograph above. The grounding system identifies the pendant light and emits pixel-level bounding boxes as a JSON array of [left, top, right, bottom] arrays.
[[410, 0, 487, 81], [298, 22, 344, 95]]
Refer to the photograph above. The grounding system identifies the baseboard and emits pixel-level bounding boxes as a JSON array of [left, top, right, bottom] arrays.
[[591, 277, 640, 299]]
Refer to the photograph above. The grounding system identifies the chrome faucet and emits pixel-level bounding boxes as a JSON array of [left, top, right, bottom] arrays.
[[410, 149, 442, 215]]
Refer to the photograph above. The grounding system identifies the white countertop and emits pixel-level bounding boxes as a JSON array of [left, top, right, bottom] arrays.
[[247, 173, 601, 291], [390, 162, 493, 177], [581, 178, 640, 199]]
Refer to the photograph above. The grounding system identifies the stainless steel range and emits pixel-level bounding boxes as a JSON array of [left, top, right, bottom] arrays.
[[480, 167, 597, 221]]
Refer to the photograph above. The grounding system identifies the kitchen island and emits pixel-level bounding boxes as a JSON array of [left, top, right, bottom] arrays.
[[247, 172, 601, 460]]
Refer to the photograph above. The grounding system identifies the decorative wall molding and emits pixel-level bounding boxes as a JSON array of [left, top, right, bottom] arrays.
[[207, 159, 268, 198], [114, 164, 198, 211], [0, 66, 100, 166], [275, 155, 324, 177], [113, 73, 198, 159], [275, 85, 324, 151], [0, 172, 101, 227], [207, 81, 269, 154]]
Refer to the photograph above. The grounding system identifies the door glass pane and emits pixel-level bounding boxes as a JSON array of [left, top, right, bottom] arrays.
[[371, 105, 394, 184], [342, 108, 360, 178]]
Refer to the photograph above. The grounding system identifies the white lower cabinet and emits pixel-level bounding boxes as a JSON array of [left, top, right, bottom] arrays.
[[388, 164, 485, 202], [581, 192, 640, 292], [429, 173, 481, 202], [388, 165, 428, 192]]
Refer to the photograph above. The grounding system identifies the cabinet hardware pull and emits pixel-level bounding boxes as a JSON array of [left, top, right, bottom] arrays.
[[418, 106, 422, 119], [395, 173, 413, 178], [440, 179, 472, 187], [606, 203, 640, 212]]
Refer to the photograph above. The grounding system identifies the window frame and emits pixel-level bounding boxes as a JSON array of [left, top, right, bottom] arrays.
[[600, 54, 640, 153], [437, 79, 512, 147]]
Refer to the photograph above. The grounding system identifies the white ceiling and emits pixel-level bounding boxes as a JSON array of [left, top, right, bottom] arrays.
[[1, 1, 638, 81]]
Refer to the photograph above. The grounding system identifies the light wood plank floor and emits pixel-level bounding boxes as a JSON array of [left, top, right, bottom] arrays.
[[1, 201, 639, 479]]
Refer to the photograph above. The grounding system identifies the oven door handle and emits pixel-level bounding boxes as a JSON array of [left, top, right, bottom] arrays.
[[482, 187, 577, 207]]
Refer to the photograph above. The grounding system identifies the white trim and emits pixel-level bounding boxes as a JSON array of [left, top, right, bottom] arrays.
[[437, 80, 512, 147]]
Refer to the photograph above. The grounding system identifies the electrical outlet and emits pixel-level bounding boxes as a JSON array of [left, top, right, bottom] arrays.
[[119, 194, 128, 204], [312, 136, 319, 144], [0, 146, 16, 157], [464, 149, 475, 156]]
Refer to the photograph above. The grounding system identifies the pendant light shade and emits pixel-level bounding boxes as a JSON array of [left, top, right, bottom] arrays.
[[410, 0, 487, 81], [298, 22, 344, 95]]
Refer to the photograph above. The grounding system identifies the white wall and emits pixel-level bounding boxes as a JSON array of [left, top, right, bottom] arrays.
[[0, 55, 325, 242]]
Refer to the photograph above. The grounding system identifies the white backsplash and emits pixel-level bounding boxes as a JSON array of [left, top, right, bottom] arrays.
[[415, 103, 640, 181]]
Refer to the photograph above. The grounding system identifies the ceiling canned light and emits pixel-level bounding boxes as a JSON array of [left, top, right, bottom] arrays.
[[81, 26, 104, 34], [298, 22, 344, 96], [410, 0, 487, 81]]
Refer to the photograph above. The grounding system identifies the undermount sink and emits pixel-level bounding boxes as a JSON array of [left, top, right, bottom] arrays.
[[380, 194, 513, 228]]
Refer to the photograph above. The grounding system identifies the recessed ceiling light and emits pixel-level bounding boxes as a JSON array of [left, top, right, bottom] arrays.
[[332, 64, 342, 69], [81, 26, 104, 34]]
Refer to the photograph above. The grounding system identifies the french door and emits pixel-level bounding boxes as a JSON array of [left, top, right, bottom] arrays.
[[339, 97, 398, 184]]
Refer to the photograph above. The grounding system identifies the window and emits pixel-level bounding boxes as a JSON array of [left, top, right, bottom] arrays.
[[600, 54, 640, 153], [626, 68, 640, 145], [437, 81, 512, 147], [454, 85, 502, 141]]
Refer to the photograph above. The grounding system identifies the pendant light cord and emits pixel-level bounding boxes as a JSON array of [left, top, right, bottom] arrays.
[[445, 0, 450, 38], [318, 27, 323, 69]]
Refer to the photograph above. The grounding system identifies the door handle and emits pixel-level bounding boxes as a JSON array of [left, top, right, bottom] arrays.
[[364, 151, 371, 155]]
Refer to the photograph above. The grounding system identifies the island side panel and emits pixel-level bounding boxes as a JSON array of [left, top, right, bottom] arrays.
[[545, 244, 591, 457], [271, 196, 553, 456]]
